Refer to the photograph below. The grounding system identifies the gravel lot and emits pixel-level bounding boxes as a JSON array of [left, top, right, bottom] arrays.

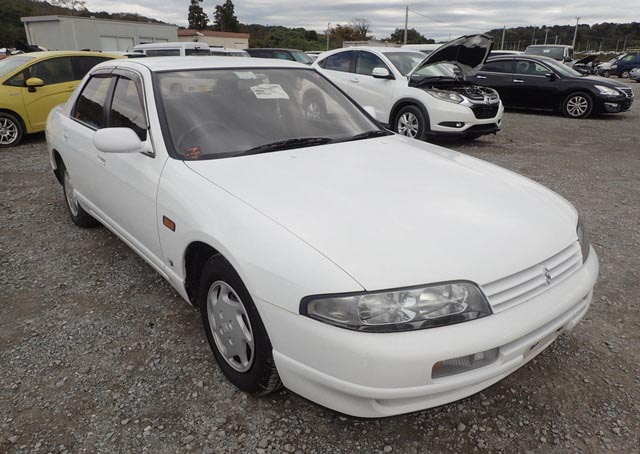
[[2, 82, 639, 454]]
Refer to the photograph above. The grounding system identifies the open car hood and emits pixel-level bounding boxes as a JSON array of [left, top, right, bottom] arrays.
[[573, 55, 598, 65], [408, 34, 493, 78]]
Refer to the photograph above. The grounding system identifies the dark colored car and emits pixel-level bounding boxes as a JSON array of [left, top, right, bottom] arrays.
[[610, 52, 640, 78], [244, 48, 313, 65], [472, 55, 634, 118]]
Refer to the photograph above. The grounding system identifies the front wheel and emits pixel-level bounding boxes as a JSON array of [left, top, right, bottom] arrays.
[[199, 254, 281, 395], [561, 92, 593, 119], [394, 105, 428, 140]]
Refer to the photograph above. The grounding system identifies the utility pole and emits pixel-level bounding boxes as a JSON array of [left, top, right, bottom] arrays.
[[544, 29, 550, 45], [501, 26, 506, 50], [326, 22, 330, 51], [572, 17, 579, 49], [404, 6, 408, 45], [516, 40, 520, 51], [555, 35, 558, 44], [615, 39, 620, 52], [623, 34, 628, 51], [531, 26, 536, 45]]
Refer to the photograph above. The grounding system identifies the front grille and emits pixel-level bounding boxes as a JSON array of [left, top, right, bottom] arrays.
[[619, 87, 634, 98], [481, 242, 583, 313], [471, 104, 499, 119]]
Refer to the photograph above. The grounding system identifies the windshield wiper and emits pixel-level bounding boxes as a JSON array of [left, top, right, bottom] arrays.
[[337, 130, 392, 143], [243, 137, 334, 155]]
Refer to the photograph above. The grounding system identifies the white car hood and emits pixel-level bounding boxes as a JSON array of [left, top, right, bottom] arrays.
[[185, 136, 578, 291]]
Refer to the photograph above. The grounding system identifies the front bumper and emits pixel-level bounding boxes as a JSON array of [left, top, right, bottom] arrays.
[[258, 247, 598, 418], [427, 100, 504, 137], [598, 96, 633, 113]]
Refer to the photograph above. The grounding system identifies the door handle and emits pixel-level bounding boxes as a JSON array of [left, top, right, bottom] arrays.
[[513, 79, 525, 83], [476, 75, 487, 79], [350, 78, 360, 83]]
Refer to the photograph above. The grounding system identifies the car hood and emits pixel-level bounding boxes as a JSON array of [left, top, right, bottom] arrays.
[[573, 55, 598, 65], [583, 75, 630, 89], [408, 34, 493, 78], [185, 136, 578, 291]]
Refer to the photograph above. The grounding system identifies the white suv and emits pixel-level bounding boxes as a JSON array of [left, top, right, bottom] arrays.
[[313, 35, 504, 140]]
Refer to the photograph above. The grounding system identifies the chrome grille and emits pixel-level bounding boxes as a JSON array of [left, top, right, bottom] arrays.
[[481, 242, 583, 313], [619, 87, 634, 98]]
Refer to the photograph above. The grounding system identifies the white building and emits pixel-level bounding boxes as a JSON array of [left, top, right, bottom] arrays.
[[177, 29, 250, 49], [21, 15, 178, 52]]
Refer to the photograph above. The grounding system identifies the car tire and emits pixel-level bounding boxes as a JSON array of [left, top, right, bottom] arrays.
[[621, 70, 630, 79], [61, 164, 101, 228], [394, 105, 428, 140], [198, 254, 281, 396], [561, 92, 593, 119], [0, 112, 24, 148], [602, 70, 610, 78]]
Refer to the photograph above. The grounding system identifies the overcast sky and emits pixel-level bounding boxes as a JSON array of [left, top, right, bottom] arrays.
[[85, 1, 638, 41]]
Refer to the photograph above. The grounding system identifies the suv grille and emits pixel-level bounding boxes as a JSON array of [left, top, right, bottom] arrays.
[[481, 242, 583, 313], [471, 105, 499, 119]]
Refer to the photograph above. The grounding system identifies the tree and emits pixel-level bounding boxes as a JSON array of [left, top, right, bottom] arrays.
[[350, 18, 371, 40], [50, 0, 86, 13], [188, 0, 208, 30], [213, 0, 240, 33], [388, 28, 434, 44]]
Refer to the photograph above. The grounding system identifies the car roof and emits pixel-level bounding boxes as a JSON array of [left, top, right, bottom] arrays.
[[246, 48, 302, 52], [487, 54, 557, 63], [16, 50, 123, 59], [526, 45, 572, 48], [100, 56, 310, 72]]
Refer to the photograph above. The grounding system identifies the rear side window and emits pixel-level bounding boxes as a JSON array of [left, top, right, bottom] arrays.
[[185, 48, 210, 56], [356, 51, 388, 75], [28, 57, 74, 85], [73, 75, 113, 129], [273, 51, 294, 60], [72, 56, 111, 80], [323, 51, 356, 73], [108, 77, 147, 141], [146, 49, 181, 56], [481, 60, 514, 73]]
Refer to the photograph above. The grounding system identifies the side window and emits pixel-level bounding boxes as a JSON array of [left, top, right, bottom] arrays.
[[621, 54, 634, 62], [273, 51, 293, 60], [146, 49, 180, 57], [6, 71, 26, 87], [185, 48, 210, 56], [73, 75, 113, 129], [71, 56, 111, 80], [481, 60, 513, 73], [27, 57, 74, 85], [324, 51, 356, 73], [515, 60, 549, 76], [356, 51, 388, 76], [109, 77, 148, 141]]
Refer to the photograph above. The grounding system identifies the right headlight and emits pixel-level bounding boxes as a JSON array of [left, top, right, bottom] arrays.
[[577, 217, 590, 263], [425, 89, 464, 104], [301, 281, 492, 332]]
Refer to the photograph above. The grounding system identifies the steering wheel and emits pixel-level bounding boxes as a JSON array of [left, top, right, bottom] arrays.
[[175, 120, 231, 154]]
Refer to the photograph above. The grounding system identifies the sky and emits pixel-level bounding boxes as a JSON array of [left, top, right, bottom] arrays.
[[85, 1, 639, 42]]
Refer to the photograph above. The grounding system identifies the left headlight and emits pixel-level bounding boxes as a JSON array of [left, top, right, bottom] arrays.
[[594, 85, 621, 97], [301, 282, 492, 332], [577, 218, 591, 263], [425, 89, 464, 104]]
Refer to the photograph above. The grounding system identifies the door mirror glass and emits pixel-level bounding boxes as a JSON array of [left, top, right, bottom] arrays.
[[93, 128, 144, 153], [25, 77, 44, 87], [372, 67, 391, 79]]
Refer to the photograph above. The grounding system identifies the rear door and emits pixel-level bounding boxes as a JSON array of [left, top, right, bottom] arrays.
[[473, 59, 516, 106], [348, 51, 395, 121], [317, 51, 357, 96]]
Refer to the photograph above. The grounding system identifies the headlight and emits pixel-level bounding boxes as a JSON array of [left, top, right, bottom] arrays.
[[577, 218, 590, 263], [301, 282, 492, 332], [594, 85, 621, 96], [425, 89, 464, 104]]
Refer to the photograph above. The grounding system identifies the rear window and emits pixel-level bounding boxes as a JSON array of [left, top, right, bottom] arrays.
[[322, 51, 356, 73]]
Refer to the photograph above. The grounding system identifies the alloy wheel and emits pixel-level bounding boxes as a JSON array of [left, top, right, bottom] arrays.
[[63, 170, 80, 217], [621, 70, 630, 79], [397, 112, 419, 138], [207, 280, 255, 373], [0, 118, 19, 145], [566, 96, 589, 117]]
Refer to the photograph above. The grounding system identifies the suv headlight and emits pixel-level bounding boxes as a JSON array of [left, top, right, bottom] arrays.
[[301, 282, 492, 332], [594, 85, 620, 97], [577, 218, 590, 263], [425, 89, 464, 104]]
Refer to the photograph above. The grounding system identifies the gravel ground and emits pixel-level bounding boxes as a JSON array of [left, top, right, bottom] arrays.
[[2, 82, 639, 454]]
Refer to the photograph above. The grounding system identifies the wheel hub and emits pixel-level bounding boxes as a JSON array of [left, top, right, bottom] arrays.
[[397, 112, 419, 138], [0, 118, 18, 145]]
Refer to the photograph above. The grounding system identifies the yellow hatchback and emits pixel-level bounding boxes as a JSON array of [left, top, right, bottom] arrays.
[[0, 51, 122, 147]]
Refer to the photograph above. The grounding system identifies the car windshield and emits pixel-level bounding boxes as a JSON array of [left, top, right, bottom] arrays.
[[0, 56, 34, 78], [384, 52, 425, 76], [156, 68, 386, 160], [291, 51, 313, 65], [543, 59, 583, 78]]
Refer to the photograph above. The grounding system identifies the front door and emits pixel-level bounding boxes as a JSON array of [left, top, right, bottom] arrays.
[[510, 60, 559, 110], [348, 51, 395, 122]]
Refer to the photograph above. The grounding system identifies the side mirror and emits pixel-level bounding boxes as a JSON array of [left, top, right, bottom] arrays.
[[25, 77, 44, 92], [372, 67, 392, 79], [545, 72, 557, 81], [363, 105, 377, 119], [93, 128, 144, 153], [563, 56, 572, 63]]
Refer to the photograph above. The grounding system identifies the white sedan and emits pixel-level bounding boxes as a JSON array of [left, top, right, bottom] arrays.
[[46, 57, 598, 418]]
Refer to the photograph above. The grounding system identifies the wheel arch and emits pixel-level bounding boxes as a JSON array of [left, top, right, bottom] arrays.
[[183, 241, 221, 306], [0, 108, 27, 134], [389, 98, 430, 128], [558, 89, 595, 113], [51, 149, 65, 185]]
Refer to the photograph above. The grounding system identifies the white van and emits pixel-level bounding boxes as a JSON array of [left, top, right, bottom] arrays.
[[524, 45, 574, 62], [131, 42, 211, 57], [209, 47, 250, 57]]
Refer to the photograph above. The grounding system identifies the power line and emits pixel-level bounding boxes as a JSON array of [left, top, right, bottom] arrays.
[[408, 8, 489, 32]]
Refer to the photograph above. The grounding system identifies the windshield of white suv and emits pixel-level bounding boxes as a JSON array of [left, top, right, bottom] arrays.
[[156, 68, 388, 160], [0, 56, 34, 78], [384, 52, 425, 76]]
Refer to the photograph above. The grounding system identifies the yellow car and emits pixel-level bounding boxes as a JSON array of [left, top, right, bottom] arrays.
[[0, 51, 122, 147]]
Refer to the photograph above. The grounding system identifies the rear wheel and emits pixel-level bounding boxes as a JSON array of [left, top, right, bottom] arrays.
[[199, 254, 281, 395], [62, 165, 100, 228], [561, 92, 593, 119], [0, 112, 24, 148], [394, 105, 428, 140]]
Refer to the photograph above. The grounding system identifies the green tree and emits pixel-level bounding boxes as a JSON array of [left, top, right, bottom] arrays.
[[188, 0, 208, 30], [213, 0, 240, 33], [388, 28, 434, 44]]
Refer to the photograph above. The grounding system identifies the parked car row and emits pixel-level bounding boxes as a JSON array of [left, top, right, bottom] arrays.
[[45, 54, 599, 418]]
